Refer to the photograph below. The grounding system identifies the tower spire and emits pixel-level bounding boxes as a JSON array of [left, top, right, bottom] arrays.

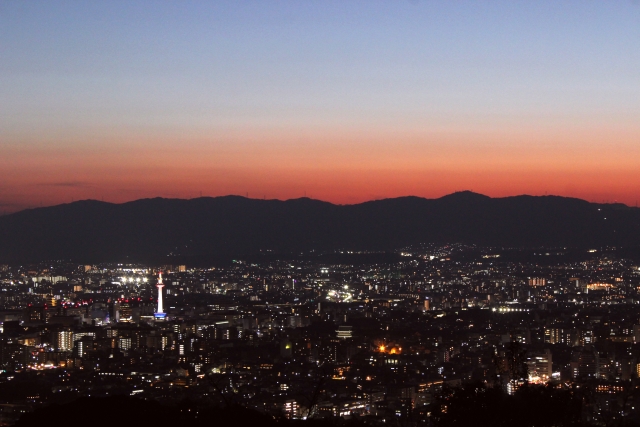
[[154, 271, 166, 320]]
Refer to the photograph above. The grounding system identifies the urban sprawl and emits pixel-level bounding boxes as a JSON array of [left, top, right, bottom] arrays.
[[1, 245, 640, 425]]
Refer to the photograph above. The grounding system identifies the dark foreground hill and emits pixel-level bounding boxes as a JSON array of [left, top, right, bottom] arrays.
[[0, 191, 639, 263], [13, 385, 594, 427], [14, 397, 318, 427]]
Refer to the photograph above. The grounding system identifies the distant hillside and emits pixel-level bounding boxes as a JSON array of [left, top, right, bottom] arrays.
[[0, 191, 639, 263]]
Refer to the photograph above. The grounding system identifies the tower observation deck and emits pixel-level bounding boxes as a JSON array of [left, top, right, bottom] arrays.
[[154, 272, 166, 320]]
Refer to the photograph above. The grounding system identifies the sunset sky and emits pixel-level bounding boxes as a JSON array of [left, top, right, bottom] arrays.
[[1, 1, 639, 212]]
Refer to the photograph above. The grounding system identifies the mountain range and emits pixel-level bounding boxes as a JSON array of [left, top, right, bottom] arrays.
[[0, 191, 639, 263]]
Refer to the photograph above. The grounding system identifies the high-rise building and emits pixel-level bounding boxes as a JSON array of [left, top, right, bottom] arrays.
[[570, 349, 598, 379], [283, 399, 299, 419], [633, 324, 640, 343], [526, 349, 552, 383], [74, 340, 85, 358], [0, 343, 28, 370], [545, 327, 579, 346], [119, 337, 132, 351], [57, 330, 73, 352]]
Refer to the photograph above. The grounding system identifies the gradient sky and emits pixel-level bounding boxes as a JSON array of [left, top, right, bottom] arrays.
[[1, 1, 639, 212]]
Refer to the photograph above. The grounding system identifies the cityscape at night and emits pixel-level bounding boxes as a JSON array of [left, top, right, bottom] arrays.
[[2, 244, 640, 425], [2, 1, 639, 426]]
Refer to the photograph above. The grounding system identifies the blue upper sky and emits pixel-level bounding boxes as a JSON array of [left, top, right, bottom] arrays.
[[3, 1, 638, 133]]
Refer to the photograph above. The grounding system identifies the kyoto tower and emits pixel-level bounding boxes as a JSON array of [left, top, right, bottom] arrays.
[[154, 272, 166, 320]]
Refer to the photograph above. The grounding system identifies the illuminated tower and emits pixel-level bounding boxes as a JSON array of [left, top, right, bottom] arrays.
[[154, 272, 166, 320]]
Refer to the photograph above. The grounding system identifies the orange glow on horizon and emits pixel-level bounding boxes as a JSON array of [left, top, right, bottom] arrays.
[[1, 124, 639, 212]]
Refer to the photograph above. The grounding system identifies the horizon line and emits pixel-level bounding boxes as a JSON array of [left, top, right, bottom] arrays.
[[3, 190, 636, 216]]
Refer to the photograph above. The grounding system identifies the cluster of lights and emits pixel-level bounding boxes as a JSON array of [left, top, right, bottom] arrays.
[[527, 375, 550, 384], [116, 297, 143, 303], [326, 289, 353, 303], [118, 277, 149, 285], [586, 283, 614, 290], [28, 363, 57, 370], [378, 344, 402, 354], [492, 307, 530, 313]]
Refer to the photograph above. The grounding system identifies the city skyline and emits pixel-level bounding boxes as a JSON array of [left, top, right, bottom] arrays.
[[2, 3, 640, 422], [2, 246, 640, 426], [2, 1, 640, 212]]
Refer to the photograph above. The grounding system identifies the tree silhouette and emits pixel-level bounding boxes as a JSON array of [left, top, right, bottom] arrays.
[[431, 382, 589, 427]]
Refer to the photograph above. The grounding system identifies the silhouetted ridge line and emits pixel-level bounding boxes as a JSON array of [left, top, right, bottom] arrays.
[[0, 193, 639, 263]]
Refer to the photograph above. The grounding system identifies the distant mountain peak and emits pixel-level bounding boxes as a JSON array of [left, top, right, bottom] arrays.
[[0, 192, 638, 263], [438, 191, 491, 201]]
